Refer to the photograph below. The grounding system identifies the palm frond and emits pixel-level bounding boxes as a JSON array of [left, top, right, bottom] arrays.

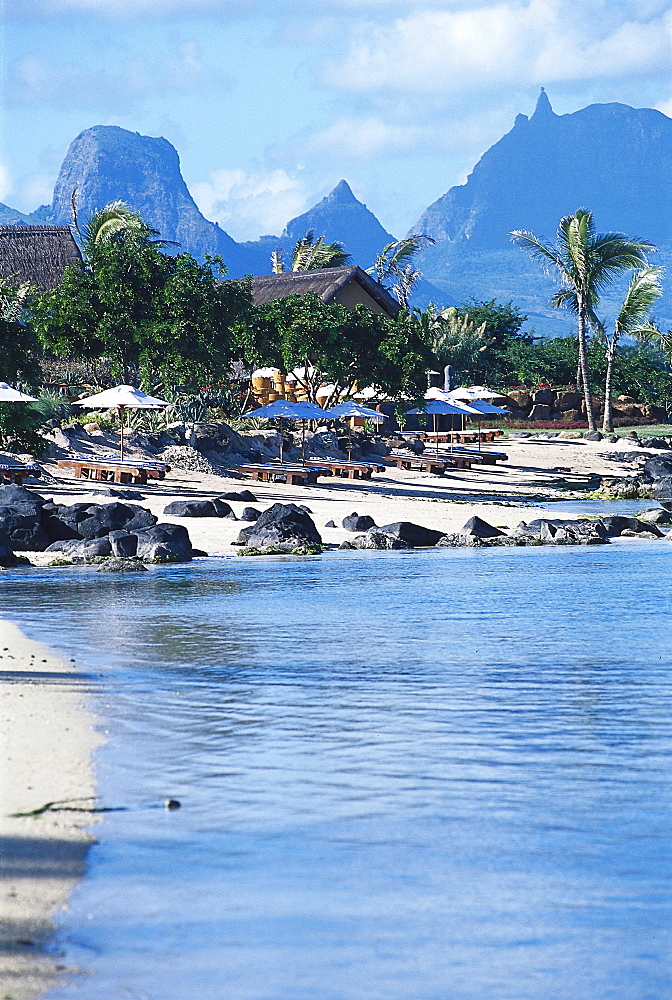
[[615, 267, 663, 335]]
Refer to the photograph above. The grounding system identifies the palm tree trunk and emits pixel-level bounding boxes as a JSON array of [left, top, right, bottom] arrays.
[[602, 337, 616, 433], [577, 307, 596, 431]]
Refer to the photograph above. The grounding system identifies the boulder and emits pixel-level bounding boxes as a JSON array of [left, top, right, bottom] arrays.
[[584, 431, 603, 441], [653, 477, 672, 502], [375, 521, 444, 547], [506, 390, 531, 410], [555, 390, 583, 412], [349, 531, 412, 550], [324, 520, 336, 528], [0, 529, 18, 567], [46, 536, 113, 559], [163, 499, 233, 518], [133, 523, 194, 563], [98, 558, 147, 573], [640, 437, 670, 450], [108, 530, 138, 557], [513, 518, 608, 545], [342, 512, 377, 532], [0, 502, 49, 550], [75, 502, 157, 540], [636, 507, 672, 524], [219, 490, 258, 503], [601, 515, 663, 537], [459, 516, 505, 540], [0, 485, 46, 505], [643, 456, 672, 480], [533, 387, 554, 405], [528, 404, 551, 420], [237, 503, 322, 552], [240, 507, 261, 522]]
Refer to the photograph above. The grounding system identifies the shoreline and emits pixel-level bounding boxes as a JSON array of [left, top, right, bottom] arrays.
[[0, 619, 101, 1000]]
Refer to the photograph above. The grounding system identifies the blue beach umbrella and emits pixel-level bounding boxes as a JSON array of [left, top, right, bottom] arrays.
[[250, 399, 329, 462], [325, 401, 386, 459], [408, 399, 479, 456]]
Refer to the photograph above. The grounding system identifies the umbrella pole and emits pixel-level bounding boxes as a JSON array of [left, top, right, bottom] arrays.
[[279, 417, 284, 464], [348, 421, 352, 461], [478, 417, 482, 450], [434, 414, 439, 457], [119, 405, 125, 462], [301, 420, 306, 463]]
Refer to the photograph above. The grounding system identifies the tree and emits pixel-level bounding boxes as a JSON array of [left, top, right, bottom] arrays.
[[250, 293, 430, 406], [368, 235, 435, 308], [601, 267, 662, 432], [511, 210, 654, 430], [415, 304, 490, 381], [271, 229, 351, 273], [0, 277, 46, 454]]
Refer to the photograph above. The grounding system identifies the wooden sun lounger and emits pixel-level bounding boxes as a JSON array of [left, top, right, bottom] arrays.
[[386, 453, 477, 474], [0, 462, 41, 485], [305, 459, 387, 480], [436, 447, 508, 465], [58, 458, 168, 485], [72, 455, 171, 479], [240, 463, 332, 486], [402, 429, 503, 444]]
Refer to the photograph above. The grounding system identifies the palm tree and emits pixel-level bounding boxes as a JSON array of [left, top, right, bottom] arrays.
[[601, 267, 662, 432], [368, 234, 435, 308], [419, 305, 490, 374], [270, 229, 350, 273], [511, 210, 654, 431], [71, 190, 169, 258]]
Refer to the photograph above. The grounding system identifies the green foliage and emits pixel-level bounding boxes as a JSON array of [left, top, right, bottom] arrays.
[[0, 277, 42, 384], [0, 402, 48, 456], [420, 305, 490, 372], [29, 233, 253, 391], [249, 293, 431, 405], [272, 229, 350, 273]]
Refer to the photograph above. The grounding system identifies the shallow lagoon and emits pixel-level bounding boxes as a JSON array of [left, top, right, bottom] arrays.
[[4, 539, 672, 1000]]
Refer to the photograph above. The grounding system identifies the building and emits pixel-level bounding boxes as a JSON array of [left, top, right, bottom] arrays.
[[0, 225, 82, 291], [246, 266, 401, 319]]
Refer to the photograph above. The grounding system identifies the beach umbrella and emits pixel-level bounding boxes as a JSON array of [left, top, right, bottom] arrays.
[[448, 385, 503, 401], [325, 401, 386, 460], [73, 384, 169, 461], [249, 398, 329, 462], [445, 394, 508, 449], [408, 398, 479, 457], [0, 382, 38, 402]]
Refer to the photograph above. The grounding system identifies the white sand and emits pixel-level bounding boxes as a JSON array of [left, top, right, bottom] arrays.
[[0, 620, 101, 1000]]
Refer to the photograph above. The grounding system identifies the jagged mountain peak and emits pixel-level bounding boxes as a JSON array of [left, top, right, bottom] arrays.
[[532, 87, 555, 120], [324, 179, 358, 205]]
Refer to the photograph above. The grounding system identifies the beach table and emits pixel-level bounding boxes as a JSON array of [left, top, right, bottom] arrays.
[[0, 462, 41, 485], [240, 463, 332, 486], [57, 456, 171, 485], [386, 453, 479, 474], [304, 459, 387, 480]]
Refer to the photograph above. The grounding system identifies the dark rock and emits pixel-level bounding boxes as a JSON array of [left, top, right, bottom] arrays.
[[584, 431, 603, 441], [98, 558, 147, 573], [224, 511, 238, 520], [108, 530, 138, 557], [514, 518, 608, 544], [0, 529, 18, 567], [643, 456, 672, 480], [437, 533, 487, 548], [324, 520, 336, 528], [0, 485, 46, 505], [240, 507, 261, 522], [237, 503, 322, 552], [375, 521, 444, 547], [163, 499, 232, 518], [636, 507, 672, 524], [342, 512, 377, 532], [601, 515, 663, 537], [133, 523, 193, 563], [297, 505, 312, 514], [98, 487, 145, 500], [191, 548, 208, 557], [350, 530, 412, 550], [459, 516, 505, 539], [46, 536, 113, 559], [640, 437, 669, 449], [75, 502, 157, 540], [653, 476, 672, 502], [218, 490, 258, 503], [0, 502, 49, 551], [533, 387, 554, 405]]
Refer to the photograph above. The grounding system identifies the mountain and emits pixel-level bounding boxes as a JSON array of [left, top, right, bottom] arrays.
[[29, 125, 262, 275], [412, 91, 672, 331], [282, 179, 394, 270]]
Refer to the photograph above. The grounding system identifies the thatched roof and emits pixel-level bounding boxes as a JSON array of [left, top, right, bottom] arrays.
[[0, 225, 82, 291], [248, 266, 401, 318]]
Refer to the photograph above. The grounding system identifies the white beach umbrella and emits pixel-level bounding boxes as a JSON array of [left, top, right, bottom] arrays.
[[0, 382, 38, 402], [73, 384, 169, 461], [448, 385, 503, 401]]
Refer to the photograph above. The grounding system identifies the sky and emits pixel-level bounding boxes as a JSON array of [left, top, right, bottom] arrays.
[[1, 0, 671, 241]]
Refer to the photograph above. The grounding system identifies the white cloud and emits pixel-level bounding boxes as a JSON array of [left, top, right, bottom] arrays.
[[6, 42, 226, 109], [0, 163, 13, 204], [325, 0, 672, 93], [303, 117, 424, 159], [191, 168, 309, 240]]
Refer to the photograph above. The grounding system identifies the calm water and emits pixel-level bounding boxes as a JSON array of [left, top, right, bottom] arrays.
[[3, 541, 672, 1000]]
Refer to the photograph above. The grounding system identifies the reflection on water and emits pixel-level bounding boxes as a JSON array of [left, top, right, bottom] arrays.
[[3, 542, 672, 1000]]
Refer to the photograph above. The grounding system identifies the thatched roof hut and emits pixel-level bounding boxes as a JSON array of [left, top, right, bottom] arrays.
[[248, 266, 401, 319], [0, 225, 82, 291]]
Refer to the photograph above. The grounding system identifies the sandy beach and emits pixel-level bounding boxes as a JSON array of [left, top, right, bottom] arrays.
[[0, 620, 101, 1000]]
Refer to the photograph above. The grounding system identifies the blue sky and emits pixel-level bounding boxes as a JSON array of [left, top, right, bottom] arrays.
[[2, 0, 671, 240]]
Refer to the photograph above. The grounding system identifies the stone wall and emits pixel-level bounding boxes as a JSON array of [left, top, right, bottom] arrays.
[[501, 389, 668, 423]]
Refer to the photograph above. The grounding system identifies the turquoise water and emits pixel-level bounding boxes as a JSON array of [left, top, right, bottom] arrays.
[[3, 541, 672, 1000]]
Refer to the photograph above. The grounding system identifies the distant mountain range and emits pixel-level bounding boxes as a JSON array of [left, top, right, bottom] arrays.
[[3, 92, 671, 330]]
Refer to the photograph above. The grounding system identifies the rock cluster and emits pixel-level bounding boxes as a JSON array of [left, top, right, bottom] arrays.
[[501, 389, 667, 424], [235, 503, 323, 554], [0, 485, 197, 565]]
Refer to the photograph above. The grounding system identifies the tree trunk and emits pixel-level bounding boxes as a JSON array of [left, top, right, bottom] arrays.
[[602, 337, 616, 433], [577, 307, 596, 431]]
